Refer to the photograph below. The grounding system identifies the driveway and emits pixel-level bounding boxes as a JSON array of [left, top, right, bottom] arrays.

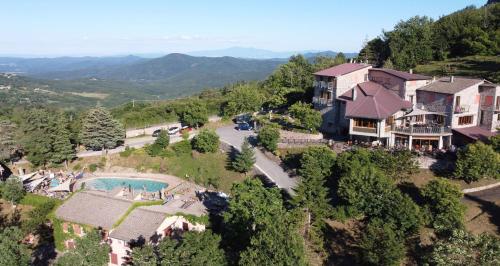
[[216, 125, 298, 195]]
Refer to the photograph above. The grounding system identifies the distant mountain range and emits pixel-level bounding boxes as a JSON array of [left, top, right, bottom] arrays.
[[187, 47, 357, 59]]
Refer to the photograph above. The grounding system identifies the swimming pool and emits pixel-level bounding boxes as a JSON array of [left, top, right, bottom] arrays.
[[50, 179, 60, 188], [86, 178, 168, 192]]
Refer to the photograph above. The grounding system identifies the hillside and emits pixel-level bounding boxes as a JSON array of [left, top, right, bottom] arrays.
[[0, 55, 145, 74], [415, 55, 500, 83]]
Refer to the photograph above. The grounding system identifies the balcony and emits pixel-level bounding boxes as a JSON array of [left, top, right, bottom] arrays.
[[352, 126, 377, 134], [454, 104, 470, 114], [312, 97, 333, 107], [393, 125, 452, 135]]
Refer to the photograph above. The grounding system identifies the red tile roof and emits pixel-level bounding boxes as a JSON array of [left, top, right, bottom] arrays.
[[453, 126, 497, 142], [313, 63, 370, 77], [340, 81, 412, 120], [369, 68, 431, 81]]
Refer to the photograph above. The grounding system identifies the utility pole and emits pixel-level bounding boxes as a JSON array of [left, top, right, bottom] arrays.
[[132, 99, 135, 108]]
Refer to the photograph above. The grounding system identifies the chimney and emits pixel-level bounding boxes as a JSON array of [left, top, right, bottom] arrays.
[[352, 88, 357, 101], [409, 69, 413, 74], [450, 76, 454, 83]]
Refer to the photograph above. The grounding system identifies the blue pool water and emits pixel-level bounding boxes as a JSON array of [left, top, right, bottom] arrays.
[[87, 178, 168, 192], [50, 179, 60, 188]]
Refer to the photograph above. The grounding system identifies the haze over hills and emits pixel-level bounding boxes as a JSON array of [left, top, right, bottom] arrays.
[[186, 46, 357, 59]]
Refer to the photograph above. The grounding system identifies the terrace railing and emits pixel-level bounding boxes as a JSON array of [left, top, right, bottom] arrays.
[[393, 125, 451, 135], [312, 96, 333, 107]]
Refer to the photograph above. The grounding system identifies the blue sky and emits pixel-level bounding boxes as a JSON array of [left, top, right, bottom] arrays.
[[1, 0, 486, 57]]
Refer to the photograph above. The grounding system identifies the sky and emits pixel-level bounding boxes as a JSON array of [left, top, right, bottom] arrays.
[[0, 0, 486, 57]]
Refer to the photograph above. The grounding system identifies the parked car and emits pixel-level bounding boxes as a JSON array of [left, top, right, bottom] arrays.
[[234, 113, 252, 124], [237, 122, 253, 131], [152, 129, 162, 137], [167, 126, 180, 135]]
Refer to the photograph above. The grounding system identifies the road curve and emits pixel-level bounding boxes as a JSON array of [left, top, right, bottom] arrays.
[[216, 125, 298, 195]]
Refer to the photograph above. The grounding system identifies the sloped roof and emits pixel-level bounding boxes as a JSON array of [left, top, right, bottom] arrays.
[[340, 81, 412, 120], [55, 191, 132, 229], [453, 126, 497, 142], [418, 77, 483, 94], [313, 63, 370, 77], [369, 68, 431, 80], [109, 208, 166, 242]]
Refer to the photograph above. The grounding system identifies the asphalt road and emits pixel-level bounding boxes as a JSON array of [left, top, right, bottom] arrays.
[[464, 185, 500, 202], [216, 125, 298, 195]]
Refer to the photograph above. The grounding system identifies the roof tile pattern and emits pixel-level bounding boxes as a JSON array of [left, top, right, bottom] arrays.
[[340, 81, 412, 120], [369, 68, 431, 80], [418, 77, 483, 94], [313, 63, 370, 77], [109, 208, 166, 242]]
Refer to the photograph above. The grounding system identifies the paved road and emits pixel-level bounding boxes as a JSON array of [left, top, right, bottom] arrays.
[[216, 125, 298, 195], [464, 185, 500, 202]]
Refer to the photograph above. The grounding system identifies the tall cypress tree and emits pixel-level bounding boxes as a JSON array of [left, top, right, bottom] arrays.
[[80, 107, 125, 150]]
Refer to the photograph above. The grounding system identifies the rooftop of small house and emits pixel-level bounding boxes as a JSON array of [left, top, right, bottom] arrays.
[[417, 76, 484, 94], [313, 63, 370, 77], [369, 68, 431, 81], [55, 191, 133, 230], [108, 208, 166, 242], [339, 81, 412, 120]]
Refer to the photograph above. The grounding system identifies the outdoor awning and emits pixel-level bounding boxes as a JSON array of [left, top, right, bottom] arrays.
[[403, 108, 446, 117], [47, 179, 72, 192], [20, 172, 37, 183], [25, 176, 48, 192]]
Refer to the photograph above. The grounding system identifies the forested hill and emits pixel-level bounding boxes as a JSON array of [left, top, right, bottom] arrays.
[[359, 2, 499, 82], [36, 53, 283, 82]]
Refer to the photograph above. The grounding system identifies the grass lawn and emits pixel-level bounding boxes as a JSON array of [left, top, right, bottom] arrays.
[[415, 55, 500, 83], [108, 147, 246, 193]]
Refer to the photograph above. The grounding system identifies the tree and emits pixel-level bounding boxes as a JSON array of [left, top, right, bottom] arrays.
[[257, 124, 280, 152], [239, 211, 307, 266], [294, 146, 335, 220], [428, 229, 500, 266], [421, 179, 465, 234], [223, 178, 306, 265], [266, 55, 313, 91], [223, 83, 264, 117], [0, 120, 19, 163], [288, 102, 322, 132], [359, 219, 405, 266], [1, 177, 25, 205], [232, 139, 256, 173], [385, 16, 434, 70], [131, 230, 226, 266], [50, 115, 75, 166], [180, 100, 208, 128], [455, 141, 500, 182], [55, 230, 110, 266], [370, 149, 419, 181], [490, 134, 500, 153], [130, 244, 158, 266], [80, 107, 125, 151], [146, 129, 170, 157], [192, 129, 219, 153], [0, 226, 31, 266]]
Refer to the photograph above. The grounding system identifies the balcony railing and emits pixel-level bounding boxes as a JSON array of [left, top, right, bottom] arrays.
[[352, 126, 377, 134], [393, 126, 451, 135], [454, 104, 470, 113], [312, 97, 333, 107]]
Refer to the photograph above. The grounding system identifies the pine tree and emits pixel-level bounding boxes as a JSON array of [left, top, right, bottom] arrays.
[[232, 139, 256, 173], [50, 115, 75, 166], [80, 107, 125, 150]]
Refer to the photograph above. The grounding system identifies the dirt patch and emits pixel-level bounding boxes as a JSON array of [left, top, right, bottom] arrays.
[[324, 219, 363, 266], [68, 92, 109, 99]]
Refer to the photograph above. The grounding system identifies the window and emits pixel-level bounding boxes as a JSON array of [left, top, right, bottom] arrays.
[[458, 115, 473, 125], [353, 118, 376, 128], [497, 114, 500, 121], [455, 96, 461, 107], [409, 95, 414, 103], [415, 115, 424, 122], [387, 116, 395, 125], [497, 96, 500, 110]]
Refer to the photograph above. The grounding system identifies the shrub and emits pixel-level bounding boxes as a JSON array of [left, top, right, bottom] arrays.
[[154, 130, 170, 149], [146, 143, 163, 157], [257, 124, 280, 152], [232, 138, 256, 173], [421, 179, 465, 234], [72, 163, 82, 171], [171, 140, 192, 156], [88, 164, 98, 173], [192, 129, 219, 153], [454, 141, 500, 182], [1, 177, 26, 204], [119, 146, 136, 157], [288, 102, 322, 132]]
